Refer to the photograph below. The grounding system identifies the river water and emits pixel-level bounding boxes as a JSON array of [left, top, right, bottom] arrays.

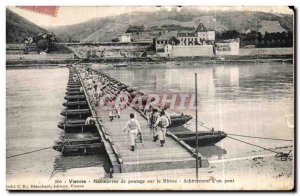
[[94, 62, 294, 160], [6, 67, 109, 182], [6, 62, 294, 180]]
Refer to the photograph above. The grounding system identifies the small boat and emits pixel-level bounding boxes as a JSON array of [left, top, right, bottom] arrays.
[[65, 91, 84, 96], [168, 125, 227, 147], [169, 114, 193, 127], [58, 124, 97, 133], [60, 109, 91, 118], [60, 119, 86, 124], [68, 82, 81, 85], [172, 131, 227, 147], [66, 87, 82, 92], [57, 123, 98, 133], [62, 101, 89, 109], [64, 95, 86, 101], [53, 132, 104, 155], [67, 84, 82, 88]]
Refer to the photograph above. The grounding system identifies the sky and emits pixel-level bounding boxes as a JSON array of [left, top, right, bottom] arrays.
[[7, 6, 293, 27]]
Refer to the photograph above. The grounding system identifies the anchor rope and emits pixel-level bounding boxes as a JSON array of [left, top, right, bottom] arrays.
[[6, 146, 53, 159], [227, 136, 291, 155], [226, 133, 293, 142]]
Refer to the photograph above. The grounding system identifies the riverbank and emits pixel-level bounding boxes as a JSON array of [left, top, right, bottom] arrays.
[[6, 54, 293, 68]]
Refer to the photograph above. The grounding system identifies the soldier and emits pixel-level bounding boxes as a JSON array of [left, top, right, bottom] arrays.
[[123, 113, 141, 151], [85, 116, 95, 125], [154, 110, 170, 147], [108, 99, 116, 121], [147, 108, 160, 142], [115, 97, 121, 118], [119, 89, 132, 109]]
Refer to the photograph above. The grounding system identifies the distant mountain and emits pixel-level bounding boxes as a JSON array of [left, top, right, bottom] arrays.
[[46, 8, 293, 43], [6, 9, 47, 43]]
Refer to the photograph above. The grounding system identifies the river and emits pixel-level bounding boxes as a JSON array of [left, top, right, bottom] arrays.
[[6, 62, 294, 181], [6, 67, 109, 182], [93, 62, 294, 161]]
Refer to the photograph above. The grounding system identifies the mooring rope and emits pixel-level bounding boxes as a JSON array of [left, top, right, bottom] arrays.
[[226, 133, 293, 142], [6, 146, 53, 159], [227, 136, 286, 154]]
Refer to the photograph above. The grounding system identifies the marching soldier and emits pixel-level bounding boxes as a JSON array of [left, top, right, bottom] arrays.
[[123, 113, 141, 151], [148, 108, 160, 142], [108, 99, 116, 121], [154, 110, 170, 147]]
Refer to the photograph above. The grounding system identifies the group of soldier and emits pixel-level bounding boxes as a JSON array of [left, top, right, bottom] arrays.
[[77, 66, 171, 152]]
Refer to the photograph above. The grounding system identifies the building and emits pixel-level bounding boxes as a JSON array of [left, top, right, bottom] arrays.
[[154, 23, 240, 57], [177, 23, 215, 46], [154, 31, 178, 52], [118, 33, 132, 43], [215, 38, 240, 56]]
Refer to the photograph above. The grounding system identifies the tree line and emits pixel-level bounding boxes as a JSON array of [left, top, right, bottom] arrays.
[[216, 30, 293, 48]]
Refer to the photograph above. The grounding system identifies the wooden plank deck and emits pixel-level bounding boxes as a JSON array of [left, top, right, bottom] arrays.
[[95, 106, 208, 172], [76, 67, 208, 173]]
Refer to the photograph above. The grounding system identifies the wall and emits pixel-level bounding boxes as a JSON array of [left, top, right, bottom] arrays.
[[171, 45, 214, 57], [216, 41, 240, 56], [207, 31, 215, 41]]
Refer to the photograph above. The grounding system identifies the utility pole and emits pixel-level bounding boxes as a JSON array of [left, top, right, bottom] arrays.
[[195, 73, 199, 181]]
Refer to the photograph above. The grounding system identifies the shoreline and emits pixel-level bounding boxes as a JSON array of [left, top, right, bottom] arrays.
[[6, 55, 293, 68]]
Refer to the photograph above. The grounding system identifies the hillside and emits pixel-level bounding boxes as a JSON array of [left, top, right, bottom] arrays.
[[6, 9, 47, 43], [46, 8, 293, 43]]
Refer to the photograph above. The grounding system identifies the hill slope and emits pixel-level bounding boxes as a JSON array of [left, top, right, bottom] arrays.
[[6, 9, 47, 43], [47, 8, 293, 43]]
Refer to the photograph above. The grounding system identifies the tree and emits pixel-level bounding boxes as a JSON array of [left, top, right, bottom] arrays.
[[169, 36, 180, 45], [111, 38, 120, 42], [36, 39, 49, 51]]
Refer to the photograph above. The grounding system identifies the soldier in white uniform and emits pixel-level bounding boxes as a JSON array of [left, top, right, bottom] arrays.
[[147, 108, 160, 142], [154, 110, 170, 147], [123, 113, 141, 151]]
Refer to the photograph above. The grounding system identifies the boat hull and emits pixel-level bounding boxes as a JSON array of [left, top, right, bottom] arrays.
[[53, 143, 104, 156], [62, 101, 89, 109], [57, 123, 98, 133], [65, 91, 84, 96], [64, 95, 86, 101], [169, 115, 193, 127], [172, 131, 227, 147], [60, 109, 91, 118]]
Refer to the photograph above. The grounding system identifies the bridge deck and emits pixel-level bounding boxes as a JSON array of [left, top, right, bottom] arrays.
[[77, 68, 208, 173]]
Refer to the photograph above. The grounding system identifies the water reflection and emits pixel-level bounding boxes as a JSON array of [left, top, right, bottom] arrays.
[[95, 63, 293, 102]]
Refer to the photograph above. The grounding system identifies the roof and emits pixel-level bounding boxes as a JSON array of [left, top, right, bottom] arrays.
[[177, 32, 197, 37], [156, 31, 178, 41], [195, 23, 207, 32]]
